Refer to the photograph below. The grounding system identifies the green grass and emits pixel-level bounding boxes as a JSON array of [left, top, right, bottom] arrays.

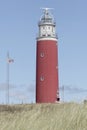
[[0, 103, 87, 130]]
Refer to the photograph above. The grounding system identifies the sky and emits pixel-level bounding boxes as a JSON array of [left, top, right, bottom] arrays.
[[0, 0, 87, 104]]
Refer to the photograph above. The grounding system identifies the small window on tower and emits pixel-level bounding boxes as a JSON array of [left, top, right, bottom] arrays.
[[43, 26, 45, 29], [48, 34, 51, 36], [56, 66, 58, 69], [42, 34, 46, 37], [48, 26, 50, 29], [40, 76, 44, 81], [40, 52, 44, 58]]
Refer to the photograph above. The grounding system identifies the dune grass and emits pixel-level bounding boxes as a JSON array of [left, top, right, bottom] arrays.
[[0, 103, 87, 130]]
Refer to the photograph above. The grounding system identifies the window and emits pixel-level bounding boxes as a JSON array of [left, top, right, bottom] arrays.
[[43, 26, 45, 29], [48, 26, 50, 29], [42, 34, 46, 37], [40, 52, 44, 57], [48, 34, 51, 36], [56, 66, 58, 69], [40, 76, 44, 81]]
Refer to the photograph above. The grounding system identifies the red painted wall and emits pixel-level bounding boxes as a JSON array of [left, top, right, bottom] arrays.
[[36, 40, 59, 103]]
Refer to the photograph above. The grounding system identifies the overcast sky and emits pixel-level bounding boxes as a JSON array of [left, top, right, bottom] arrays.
[[0, 0, 87, 104]]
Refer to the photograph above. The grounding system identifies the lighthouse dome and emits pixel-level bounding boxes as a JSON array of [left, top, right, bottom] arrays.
[[39, 8, 55, 25]]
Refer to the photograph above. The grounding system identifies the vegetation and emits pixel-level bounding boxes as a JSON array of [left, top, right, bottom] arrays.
[[0, 103, 87, 130]]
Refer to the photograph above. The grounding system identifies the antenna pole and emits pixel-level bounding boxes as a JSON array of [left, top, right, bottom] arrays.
[[62, 85, 64, 103], [7, 52, 10, 105]]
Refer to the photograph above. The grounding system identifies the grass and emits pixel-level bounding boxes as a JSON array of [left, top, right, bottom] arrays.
[[0, 103, 87, 130]]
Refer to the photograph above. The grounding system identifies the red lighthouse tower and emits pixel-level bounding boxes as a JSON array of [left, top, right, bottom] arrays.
[[36, 8, 60, 103]]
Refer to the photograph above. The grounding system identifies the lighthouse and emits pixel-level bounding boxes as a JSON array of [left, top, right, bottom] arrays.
[[36, 8, 60, 103]]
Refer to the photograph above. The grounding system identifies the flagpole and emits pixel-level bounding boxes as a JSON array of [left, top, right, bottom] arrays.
[[7, 52, 10, 105], [62, 85, 64, 103], [6, 52, 14, 105]]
